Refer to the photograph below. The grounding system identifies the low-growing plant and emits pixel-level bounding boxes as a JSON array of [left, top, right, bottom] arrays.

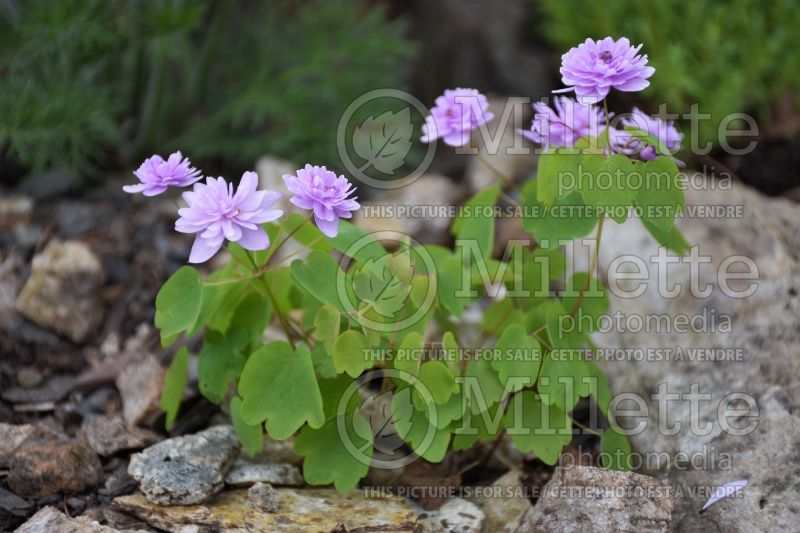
[[137, 37, 688, 491]]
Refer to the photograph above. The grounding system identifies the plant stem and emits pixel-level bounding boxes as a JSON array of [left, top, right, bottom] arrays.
[[568, 213, 605, 319], [477, 153, 520, 204], [246, 251, 296, 348]]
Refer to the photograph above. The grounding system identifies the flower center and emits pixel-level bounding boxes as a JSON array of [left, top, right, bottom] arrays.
[[599, 50, 613, 63]]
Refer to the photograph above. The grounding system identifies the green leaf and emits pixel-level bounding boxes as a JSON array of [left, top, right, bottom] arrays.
[[314, 305, 341, 354], [579, 154, 635, 223], [239, 342, 325, 439], [585, 360, 613, 419], [198, 328, 249, 404], [634, 157, 685, 230], [229, 292, 272, 338], [452, 185, 500, 259], [394, 331, 423, 376], [291, 250, 345, 312], [537, 351, 591, 412], [160, 347, 189, 430], [601, 427, 632, 471], [560, 272, 609, 332], [353, 254, 410, 319], [230, 396, 263, 456], [332, 330, 372, 378], [490, 323, 542, 392], [412, 361, 458, 408], [537, 148, 584, 205], [463, 357, 506, 415], [155, 266, 203, 345], [294, 413, 373, 492], [504, 392, 571, 464], [452, 403, 503, 451], [328, 221, 386, 264], [640, 216, 690, 255], [521, 180, 598, 245], [391, 388, 451, 462], [311, 341, 338, 379]]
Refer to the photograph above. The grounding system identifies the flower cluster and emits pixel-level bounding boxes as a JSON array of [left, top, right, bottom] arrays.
[[519, 96, 607, 150], [124, 152, 359, 263], [420, 88, 494, 147]]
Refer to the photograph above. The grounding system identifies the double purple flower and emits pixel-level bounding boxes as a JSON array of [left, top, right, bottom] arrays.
[[123, 151, 201, 196], [175, 172, 283, 263], [283, 165, 360, 238], [611, 107, 683, 163], [555, 37, 654, 103], [421, 88, 494, 147], [519, 96, 606, 150]]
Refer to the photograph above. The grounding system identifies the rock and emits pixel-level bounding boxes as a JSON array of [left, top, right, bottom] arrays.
[[16, 367, 43, 388], [593, 177, 800, 532], [248, 482, 279, 513], [7, 438, 103, 498], [0, 195, 33, 230], [417, 498, 485, 532], [516, 467, 672, 533], [464, 96, 537, 194], [15, 506, 144, 533], [16, 239, 105, 343], [256, 155, 299, 214], [355, 174, 462, 243], [467, 469, 531, 532], [116, 354, 164, 427], [0, 250, 25, 328], [0, 422, 60, 467], [115, 488, 419, 532], [81, 415, 160, 457], [1, 375, 74, 404], [127, 425, 240, 505], [0, 486, 32, 530], [224, 459, 304, 487]]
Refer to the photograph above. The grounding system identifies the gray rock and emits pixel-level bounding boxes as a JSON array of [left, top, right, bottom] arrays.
[[355, 173, 462, 244], [7, 438, 103, 498], [418, 498, 485, 532], [593, 177, 800, 532], [16, 239, 105, 343], [467, 469, 531, 533], [516, 466, 672, 533], [116, 354, 165, 427], [0, 486, 32, 530], [15, 506, 144, 533], [81, 415, 160, 457], [248, 482, 279, 513], [128, 425, 240, 505], [0, 195, 33, 230], [0, 422, 60, 468], [224, 459, 304, 487]]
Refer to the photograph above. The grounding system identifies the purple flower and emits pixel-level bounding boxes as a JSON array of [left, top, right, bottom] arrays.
[[123, 151, 201, 196], [283, 164, 360, 238], [175, 172, 283, 263], [555, 37, 655, 102], [519, 96, 607, 149], [619, 107, 683, 160], [421, 88, 495, 147]]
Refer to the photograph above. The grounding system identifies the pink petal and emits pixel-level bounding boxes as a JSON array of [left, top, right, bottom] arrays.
[[315, 215, 339, 238], [702, 480, 748, 511], [236, 227, 271, 251], [189, 235, 224, 263], [122, 183, 146, 194]]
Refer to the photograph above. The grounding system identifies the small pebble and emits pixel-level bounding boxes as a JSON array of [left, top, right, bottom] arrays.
[[17, 368, 43, 389], [248, 482, 279, 513]]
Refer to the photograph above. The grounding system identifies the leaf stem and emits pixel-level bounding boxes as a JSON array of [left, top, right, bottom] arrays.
[[476, 153, 520, 204], [568, 213, 605, 319]]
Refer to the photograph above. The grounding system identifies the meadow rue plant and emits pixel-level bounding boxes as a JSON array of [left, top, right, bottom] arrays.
[[555, 36, 655, 102], [283, 165, 360, 238], [123, 151, 201, 196], [420, 88, 495, 147], [142, 37, 691, 493]]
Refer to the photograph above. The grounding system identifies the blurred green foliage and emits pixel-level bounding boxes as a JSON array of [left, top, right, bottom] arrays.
[[0, 0, 414, 182], [536, 0, 800, 149]]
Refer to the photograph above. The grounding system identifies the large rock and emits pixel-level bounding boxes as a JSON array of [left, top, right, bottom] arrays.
[[0, 422, 60, 468], [115, 354, 165, 427], [224, 459, 304, 487], [593, 177, 800, 531], [467, 469, 532, 532], [128, 425, 240, 505], [15, 506, 145, 533], [81, 415, 160, 457], [516, 466, 672, 532], [115, 488, 419, 532], [417, 498, 485, 532], [16, 239, 104, 343], [7, 438, 103, 498]]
